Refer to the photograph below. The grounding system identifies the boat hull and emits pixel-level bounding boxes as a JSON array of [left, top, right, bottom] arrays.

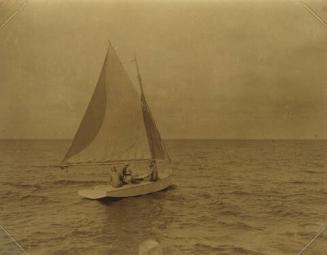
[[78, 170, 173, 199]]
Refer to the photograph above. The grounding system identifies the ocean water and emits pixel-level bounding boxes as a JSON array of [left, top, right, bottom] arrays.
[[0, 139, 327, 255]]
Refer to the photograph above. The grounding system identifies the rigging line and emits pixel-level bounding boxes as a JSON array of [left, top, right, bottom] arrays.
[[296, 224, 327, 255], [299, 0, 327, 27], [0, 0, 27, 31], [0, 224, 28, 254]]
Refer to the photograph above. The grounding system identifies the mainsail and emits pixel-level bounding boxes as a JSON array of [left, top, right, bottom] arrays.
[[63, 43, 165, 164]]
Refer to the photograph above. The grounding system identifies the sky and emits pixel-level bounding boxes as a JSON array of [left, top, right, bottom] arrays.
[[0, 0, 327, 139]]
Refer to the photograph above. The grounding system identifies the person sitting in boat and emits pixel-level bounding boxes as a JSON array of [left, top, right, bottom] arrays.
[[122, 164, 130, 176], [122, 164, 133, 184], [110, 166, 123, 188], [149, 160, 158, 182]]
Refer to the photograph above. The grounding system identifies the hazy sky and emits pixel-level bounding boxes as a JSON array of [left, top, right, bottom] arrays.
[[0, 0, 327, 139]]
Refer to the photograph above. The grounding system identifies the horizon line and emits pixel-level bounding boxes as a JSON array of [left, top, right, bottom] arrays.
[[0, 138, 326, 141]]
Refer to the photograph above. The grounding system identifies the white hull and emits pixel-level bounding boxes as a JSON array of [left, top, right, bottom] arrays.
[[78, 169, 173, 199]]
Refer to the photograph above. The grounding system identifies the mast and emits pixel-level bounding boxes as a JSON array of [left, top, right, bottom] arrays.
[[62, 43, 168, 165]]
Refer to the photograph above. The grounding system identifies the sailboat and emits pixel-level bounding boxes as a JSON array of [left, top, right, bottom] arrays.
[[62, 42, 173, 199]]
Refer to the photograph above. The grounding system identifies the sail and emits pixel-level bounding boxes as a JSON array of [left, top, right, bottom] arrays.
[[134, 58, 166, 160], [63, 53, 107, 162], [63, 44, 152, 164], [140, 86, 166, 159]]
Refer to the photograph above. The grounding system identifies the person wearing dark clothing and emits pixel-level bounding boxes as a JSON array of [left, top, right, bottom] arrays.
[[122, 164, 134, 184], [149, 160, 158, 182]]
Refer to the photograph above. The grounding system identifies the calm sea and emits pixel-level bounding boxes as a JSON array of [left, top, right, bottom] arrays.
[[0, 140, 327, 255]]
